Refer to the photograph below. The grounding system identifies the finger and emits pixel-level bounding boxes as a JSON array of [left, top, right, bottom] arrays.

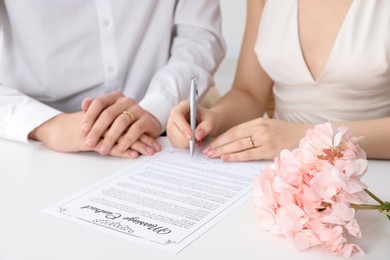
[[204, 137, 252, 158], [220, 147, 264, 162], [207, 123, 250, 150], [139, 134, 161, 152], [81, 91, 123, 133], [194, 112, 213, 141], [194, 106, 219, 142], [81, 97, 94, 112], [117, 110, 161, 152], [85, 101, 138, 148], [117, 119, 145, 152], [129, 140, 156, 156], [96, 113, 135, 154], [204, 132, 237, 153], [108, 145, 140, 159], [167, 120, 190, 148], [123, 134, 158, 156], [170, 101, 192, 140], [115, 133, 160, 155]]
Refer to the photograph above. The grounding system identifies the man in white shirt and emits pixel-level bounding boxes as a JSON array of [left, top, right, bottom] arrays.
[[0, 0, 225, 158]]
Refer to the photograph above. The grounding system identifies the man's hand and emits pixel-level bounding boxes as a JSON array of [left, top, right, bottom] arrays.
[[80, 91, 162, 156], [28, 111, 157, 158]]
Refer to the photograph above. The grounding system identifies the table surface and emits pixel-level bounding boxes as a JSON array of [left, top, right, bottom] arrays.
[[0, 138, 389, 260]]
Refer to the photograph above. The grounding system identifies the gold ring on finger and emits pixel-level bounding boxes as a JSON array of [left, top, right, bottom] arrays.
[[121, 111, 135, 123], [247, 136, 255, 149]]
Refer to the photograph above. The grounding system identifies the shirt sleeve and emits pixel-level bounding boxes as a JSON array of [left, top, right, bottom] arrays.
[[138, 0, 226, 133], [0, 86, 62, 143]]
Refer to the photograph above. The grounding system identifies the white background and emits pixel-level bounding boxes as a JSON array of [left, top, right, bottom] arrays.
[[215, 1, 247, 95]]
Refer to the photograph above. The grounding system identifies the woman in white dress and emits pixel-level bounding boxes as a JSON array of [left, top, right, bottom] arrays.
[[167, 0, 390, 161]]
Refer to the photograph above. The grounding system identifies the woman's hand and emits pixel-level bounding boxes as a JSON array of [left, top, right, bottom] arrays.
[[80, 91, 161, 156], [167, 100, 220, 149], [29, 112, 91, 153], [203, 118, 312, 161]]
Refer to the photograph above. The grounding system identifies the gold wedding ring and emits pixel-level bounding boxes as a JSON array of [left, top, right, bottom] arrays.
[[247, 136, 255, 149], [121, 111, 135, 122]]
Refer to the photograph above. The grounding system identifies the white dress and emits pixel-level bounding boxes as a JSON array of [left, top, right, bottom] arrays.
[[255, 0, 390, 124]]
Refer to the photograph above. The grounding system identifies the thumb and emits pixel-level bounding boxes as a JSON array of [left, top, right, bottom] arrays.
[[195, 119, 213, 142]]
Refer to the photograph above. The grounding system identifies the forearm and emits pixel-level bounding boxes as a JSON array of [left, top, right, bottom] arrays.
[[139, 0, 225, 132], [210, 87, 266, 135], [333, 118, 390, 159], [207, 0, 271, 136]]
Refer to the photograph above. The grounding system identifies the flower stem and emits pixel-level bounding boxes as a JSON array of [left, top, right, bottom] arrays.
[[351, 204, 383, 210], [364, 189, 385, 205]]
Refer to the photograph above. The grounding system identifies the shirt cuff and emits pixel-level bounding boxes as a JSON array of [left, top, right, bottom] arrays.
[[138, 93, 173, 134], [6, 102, 62, 143]]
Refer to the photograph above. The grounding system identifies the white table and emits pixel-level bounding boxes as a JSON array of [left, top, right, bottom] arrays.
[[0, 138, 389, 260]]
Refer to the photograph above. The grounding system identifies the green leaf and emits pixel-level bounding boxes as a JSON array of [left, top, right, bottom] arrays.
[[383, 202, 390, 210], [382, 202, 390, 221]]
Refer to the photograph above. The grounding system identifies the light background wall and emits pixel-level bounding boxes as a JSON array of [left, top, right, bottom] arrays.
[[215, 1, 247, 95]]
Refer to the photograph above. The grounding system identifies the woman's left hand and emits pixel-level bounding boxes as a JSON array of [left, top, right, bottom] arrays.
[[202, 118, 312, 161]]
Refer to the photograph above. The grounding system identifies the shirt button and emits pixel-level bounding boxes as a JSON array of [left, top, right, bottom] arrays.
[[102, 19, 110, 27]]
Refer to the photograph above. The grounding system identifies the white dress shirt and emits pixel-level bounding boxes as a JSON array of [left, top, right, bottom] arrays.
[[0, 0, 225, 142]]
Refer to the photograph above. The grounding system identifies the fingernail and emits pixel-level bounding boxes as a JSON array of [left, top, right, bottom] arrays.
[[184, 130, 192, 140], [195, 130, 204, 140], [118, 145, 126, 153], [129, 151, 139, 158], [202, 147, 209, 154], [221, 154, 229, 161], [81, 123, 90, 133], [85, 138, 94, 147], [206, 149, 215, 157], [99, 145, 108, 154], [146, 147, 155, 155], [152, 142, 161, 152]]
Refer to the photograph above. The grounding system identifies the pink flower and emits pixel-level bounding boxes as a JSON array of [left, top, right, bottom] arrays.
[[324, 202, 355, 225], [252, 122, 374, 258], [316, 225, 363, 257], [294, 230, 321, 251]]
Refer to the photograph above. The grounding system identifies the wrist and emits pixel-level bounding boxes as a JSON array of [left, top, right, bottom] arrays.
[[28, 127, 39, 141], [28, 114, 62, 142]]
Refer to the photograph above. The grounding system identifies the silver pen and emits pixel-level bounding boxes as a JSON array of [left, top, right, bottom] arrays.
[[189, 75, 198, 156]]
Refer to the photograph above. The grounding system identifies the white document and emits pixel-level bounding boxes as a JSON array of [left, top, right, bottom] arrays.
[[43, 147, 269, 253]]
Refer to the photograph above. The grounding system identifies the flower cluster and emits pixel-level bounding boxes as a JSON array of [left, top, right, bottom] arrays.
[[253, 123, 379, 257]]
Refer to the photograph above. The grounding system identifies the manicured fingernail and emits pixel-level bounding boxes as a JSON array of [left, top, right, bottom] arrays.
[[195, 130, 204, 140], [206, 149, 215, 157], [221, 154, 229, 161], [81, 123, 90, 133], [184, 130, 192, 140], [202, 147, 210, 154]]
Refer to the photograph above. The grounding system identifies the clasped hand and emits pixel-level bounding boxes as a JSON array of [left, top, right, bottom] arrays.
[[30, 91, 162, 158]]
